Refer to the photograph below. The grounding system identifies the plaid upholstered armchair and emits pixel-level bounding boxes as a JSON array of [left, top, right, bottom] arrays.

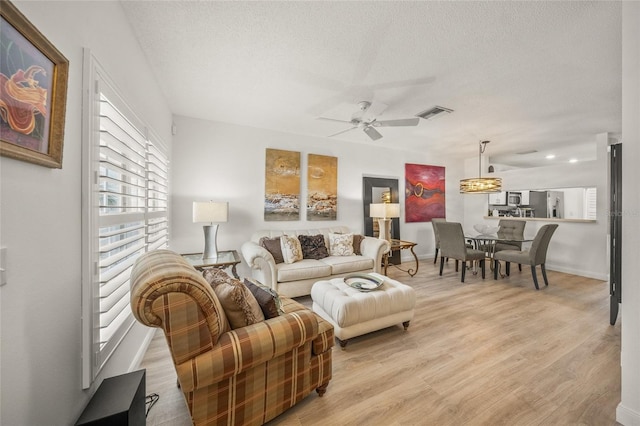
[[130, 249, 333, 425]]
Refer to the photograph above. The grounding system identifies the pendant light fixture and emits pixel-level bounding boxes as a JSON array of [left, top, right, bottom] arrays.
[[460, 140, 502, 194]]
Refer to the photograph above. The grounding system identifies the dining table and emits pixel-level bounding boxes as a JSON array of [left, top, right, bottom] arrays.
[[464, 233, 534, 276]]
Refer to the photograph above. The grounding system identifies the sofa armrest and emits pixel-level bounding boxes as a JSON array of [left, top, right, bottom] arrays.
[[360, 236, 390, 274], [175, 310, 319, 392], [241, 241, 278, 291]]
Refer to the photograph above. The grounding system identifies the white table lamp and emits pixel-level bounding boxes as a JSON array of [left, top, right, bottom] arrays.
[[370, 203, 400, 242], [193, 201, 228, 259]]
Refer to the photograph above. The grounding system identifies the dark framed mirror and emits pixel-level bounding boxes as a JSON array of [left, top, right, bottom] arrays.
[[363, 176, 400, 265]]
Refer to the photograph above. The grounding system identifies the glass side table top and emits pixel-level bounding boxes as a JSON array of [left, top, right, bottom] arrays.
[[181, 250, 241, 268]]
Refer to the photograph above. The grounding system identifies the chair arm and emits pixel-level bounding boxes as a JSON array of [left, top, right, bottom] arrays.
[[360, 236, 389, 274], [240, 241, 278, 291], [175, 310, 319, 392]]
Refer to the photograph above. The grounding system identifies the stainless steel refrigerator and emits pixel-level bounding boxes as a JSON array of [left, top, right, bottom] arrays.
[[527, 191, 564, 218]]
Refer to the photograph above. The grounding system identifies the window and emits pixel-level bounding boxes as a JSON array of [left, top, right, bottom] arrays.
[[82, 52, 169, 387]]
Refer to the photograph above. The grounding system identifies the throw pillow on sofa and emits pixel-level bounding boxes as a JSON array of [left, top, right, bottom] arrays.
[[352, 234, 365, 255], [259, 236, 284, 264], [329, 233, 354, 256], [202, 268, 265, 328], [280, 234, 303, 264], [298, 234, 329, 260], [244, 278, 285, 318]]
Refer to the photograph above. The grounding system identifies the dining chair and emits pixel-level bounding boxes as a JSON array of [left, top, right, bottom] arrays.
[[495, 219, 526, 251], [493, 224, 558, 290], [438, 222, 486, 282], [431, 218, 446, 264], [496, 219, 526, 271]]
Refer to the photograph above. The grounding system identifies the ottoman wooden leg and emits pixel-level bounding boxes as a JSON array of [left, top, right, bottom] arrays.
[[403, 321, 411, 330], [336, 337, 348, 350]]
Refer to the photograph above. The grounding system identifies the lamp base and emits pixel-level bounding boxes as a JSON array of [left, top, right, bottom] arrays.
[[202, 224, 219, 259], [377, 218, 392, 242]]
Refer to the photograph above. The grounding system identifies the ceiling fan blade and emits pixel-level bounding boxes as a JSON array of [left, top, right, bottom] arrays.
[[363, 126, 383, 141], [317, 116, 354, 124], [328, 127, 357, 138], [373, 118, 420, 127]]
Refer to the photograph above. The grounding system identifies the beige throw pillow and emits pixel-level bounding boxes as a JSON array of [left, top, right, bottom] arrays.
[[329, 233, 354, 256], [280, 234, 303, 264], [202, 268, 265, 329]]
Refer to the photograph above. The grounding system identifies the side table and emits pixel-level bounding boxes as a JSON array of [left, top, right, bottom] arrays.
[[384, 239, 419, 277], [181, 250, 241, 279]]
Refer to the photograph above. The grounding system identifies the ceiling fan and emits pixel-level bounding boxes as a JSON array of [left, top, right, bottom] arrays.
[[319, 101, 420, 141]]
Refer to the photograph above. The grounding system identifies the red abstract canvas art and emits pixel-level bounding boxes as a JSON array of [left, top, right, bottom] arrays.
[[405, 163, 445, 222]]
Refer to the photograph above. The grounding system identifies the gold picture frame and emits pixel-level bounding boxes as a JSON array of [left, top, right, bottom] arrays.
[[0, 0, 69, 168]]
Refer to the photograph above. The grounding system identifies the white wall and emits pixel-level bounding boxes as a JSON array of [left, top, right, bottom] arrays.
[[170, 115, 464, 278], [463, 134, 609, 280], [0, 2, 172, 424], [618, 3, 640, 425]]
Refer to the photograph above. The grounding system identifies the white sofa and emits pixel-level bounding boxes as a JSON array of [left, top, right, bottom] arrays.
[[241, 226, 389, 298]]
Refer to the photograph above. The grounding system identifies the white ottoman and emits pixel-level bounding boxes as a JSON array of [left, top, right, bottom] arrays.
[[311, 273, 416, 348]]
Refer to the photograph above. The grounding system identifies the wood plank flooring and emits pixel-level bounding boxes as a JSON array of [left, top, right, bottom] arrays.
[[139, 259, 621, 425]]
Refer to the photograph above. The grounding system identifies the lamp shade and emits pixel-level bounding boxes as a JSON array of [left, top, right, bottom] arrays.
[[370, 203, 400, 218], [193, 202, 228, 223]]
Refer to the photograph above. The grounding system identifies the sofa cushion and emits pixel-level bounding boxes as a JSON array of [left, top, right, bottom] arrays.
[[277, 259, 332, 283], [321, 255, 375, 275], [329, 233, 354, 256], [244, 278, 284, 319], [259, 236, 284, 264], [281, 234, 303, 264], [298, 234, 329, 260], [202, 268, 265, 328]]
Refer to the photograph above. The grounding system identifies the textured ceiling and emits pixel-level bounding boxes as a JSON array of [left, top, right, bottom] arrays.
[[120, 1, 621, 163]]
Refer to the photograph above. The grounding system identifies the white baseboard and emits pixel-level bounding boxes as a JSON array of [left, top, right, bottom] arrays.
[[617, 402, 640, 426], [129, 328, 157, 371], [544, 262, 608, 281]]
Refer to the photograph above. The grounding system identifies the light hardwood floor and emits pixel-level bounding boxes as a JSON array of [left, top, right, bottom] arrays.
[[140, 259, 621, 425]]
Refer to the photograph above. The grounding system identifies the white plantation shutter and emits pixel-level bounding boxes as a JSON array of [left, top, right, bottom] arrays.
[[82, 53, 169, 386]]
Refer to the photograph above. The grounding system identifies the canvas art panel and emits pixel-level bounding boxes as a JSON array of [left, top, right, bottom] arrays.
[[307, 154, 337, 221], [0, 0, 68, 168], [405, 163, 445, 222], [264, 148, 300, 221]]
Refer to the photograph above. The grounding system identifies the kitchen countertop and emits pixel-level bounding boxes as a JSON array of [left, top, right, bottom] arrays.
[[484, 216, 596, 223]]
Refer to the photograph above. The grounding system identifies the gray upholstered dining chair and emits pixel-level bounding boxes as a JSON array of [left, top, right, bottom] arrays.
[[495, 219, 526, 252], [495, 219, 526, 271], [493, 224, 558, 290], [438, 222, 486, 282], [431, 218, 446, 264]]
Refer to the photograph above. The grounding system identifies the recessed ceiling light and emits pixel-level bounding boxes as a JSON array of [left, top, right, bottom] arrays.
[[569, 158, 578, 163], [545, 154, 556, 159]]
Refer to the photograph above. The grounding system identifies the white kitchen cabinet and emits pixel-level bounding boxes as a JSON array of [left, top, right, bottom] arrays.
[[488, 191, 507, 205]]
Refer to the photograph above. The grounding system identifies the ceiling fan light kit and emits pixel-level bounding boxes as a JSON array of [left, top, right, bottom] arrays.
[[460, 140, 503, 194]]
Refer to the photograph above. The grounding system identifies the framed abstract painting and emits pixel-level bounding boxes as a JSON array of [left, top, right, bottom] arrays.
[[405, 163, 445, 222], [307, 153, 337, 221], [264, 148, 300, 221], [0, 0, 69, 168]]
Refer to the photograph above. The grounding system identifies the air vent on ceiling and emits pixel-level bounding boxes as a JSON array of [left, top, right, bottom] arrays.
[[516, 150, 538, 155], [415, 106, 453, 120]]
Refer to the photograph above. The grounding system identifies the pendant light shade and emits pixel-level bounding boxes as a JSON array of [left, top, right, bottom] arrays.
[[460, 140, 502, 194]]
